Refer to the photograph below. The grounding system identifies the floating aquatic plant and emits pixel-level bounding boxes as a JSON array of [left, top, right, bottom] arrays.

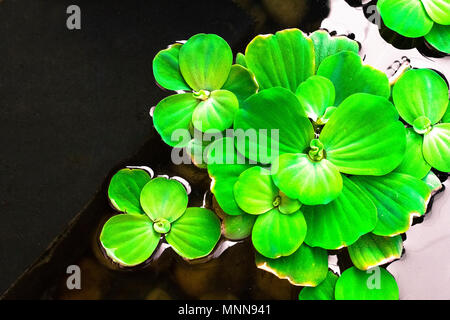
[[393, 68, 450, 175], [100, 168, 221, 266], [148, 27, 449, 300], [152, 34, 258, 147], [377, 0, 450, 53]]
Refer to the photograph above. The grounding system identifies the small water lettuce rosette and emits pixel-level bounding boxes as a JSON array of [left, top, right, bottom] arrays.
[[152, 33, 258, 148], [393, 68, 450, 176], [206, 28, 437, 299], [377, 0, 450, 54], [100, 168, 221, 266]]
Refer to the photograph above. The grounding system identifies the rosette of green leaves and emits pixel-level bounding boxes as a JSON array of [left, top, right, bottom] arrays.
[[377, 0, 450, 53], [152, 34, 258, 147], [100, 168, 221, 266], [234, 87, 407, 206], [393, 68, 450, 175]]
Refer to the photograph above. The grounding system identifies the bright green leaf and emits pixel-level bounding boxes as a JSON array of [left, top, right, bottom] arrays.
[[152, 43, 191, 91], [278, 192, 302, 215], [393, 69, 449, 126], [348, 234, 403, 271], [421, 0, 450, 25], [207, 137, 252, 216], [423, 123, 450, 172], [192, 90, 238, 132], [350, 173, 431, 237], [108, 168, 152, 215], [317, 51, 390, 105], [299, 271, 338, 300], [245, 28, 315, 92], [443, 103, 450, 123], [100, 214, 160, 267], [234, 87, 314, 163], [179, 34, 233, 91], [140, 177, 188, 222], [166, 207, 221, 260], [309, 30, 359, 71], [425, 24, 450, 54], [422, 170, 442, 191], [395, 127, 431, 179], [303, 176, 377, 250], [295, 75, 336, 121], [335, 267, 399, 300], [234, 166, 278, 215], [255, 244, 328, 286], [321, 93, 406, 176], [235, 52, 247, 68], [222, 213, 257, 240], [222, 65, 258, 101], [273, 153, 343, 205], [252, 208, 307, 258], [377, 0, 434, 38], [153, 93, 199, 147]]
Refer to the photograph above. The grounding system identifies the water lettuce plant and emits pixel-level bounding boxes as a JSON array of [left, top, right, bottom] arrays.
[[100, 168, 221, 266], [393, 68, 450, 175], [377, 0, 450, 53], [147, 27, 449, 300], [152, 34, 258, 147]]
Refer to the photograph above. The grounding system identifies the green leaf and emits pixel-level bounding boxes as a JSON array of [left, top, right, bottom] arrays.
[[140, 177, 188, 222], [335, 267, 399, 300], [422, 170, 442, 191], [234, 166, 278, 215], [421, 0, 450, 25], [252, 208, 307, 258], [425, 24, 450, 54], [394, 128, 431, 179], [108, 168, 152, 215], [320, 93, 406, 176], [153, 93, 199, 147], [348, 234, 403, 271], [186, 138, 209, 169], [303, 176, 377, 250], [443, 103, 450, 123], [191, 90, 239, 132], [179, 34, 233, 91], [278, 192, 302, 215], [222, 65, 258, 101], [222, 213, 257, 240], [377, 0, 434, 38], [152, 43, 191, 91], [299, 271, 338, 300], [309, 30, 359, 71], [255, 244, 328, 286], [273, 153, 343, 205], [166, 207, 221, 260], [100, 214, 160, 267], [235, 52, 247, 68], [234, 87, 314, 163], [244, 28, 315, 92], [393, 69, 449, 126], [295, 75, 336, 121], [423, 123, 450, 172], [350, 173, 430, 237], [207, 137, 252, 216], [317, 51, 390, 105]]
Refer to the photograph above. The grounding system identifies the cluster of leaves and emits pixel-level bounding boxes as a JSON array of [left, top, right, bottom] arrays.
[[150, 28, 448, 299], [100, 168, 221, 266], [377, 0, 450, 53]]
